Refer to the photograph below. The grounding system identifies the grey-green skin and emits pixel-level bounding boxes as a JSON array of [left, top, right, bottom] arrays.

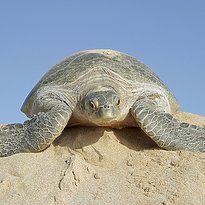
[[0, 49, 205, 157]]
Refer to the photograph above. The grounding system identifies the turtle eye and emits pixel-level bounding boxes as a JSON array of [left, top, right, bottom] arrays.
[[114, 96, 120, 106], [89, 101, 96, 110]]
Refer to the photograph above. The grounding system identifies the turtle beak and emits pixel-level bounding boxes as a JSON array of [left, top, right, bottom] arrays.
[[97, 105, 116, 120]]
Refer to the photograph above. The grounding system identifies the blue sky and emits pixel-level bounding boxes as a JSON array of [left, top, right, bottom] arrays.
[[0, 1, 205, 123]]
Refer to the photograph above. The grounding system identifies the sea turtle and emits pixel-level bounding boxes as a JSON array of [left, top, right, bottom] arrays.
[[0, 49, 205, 157]]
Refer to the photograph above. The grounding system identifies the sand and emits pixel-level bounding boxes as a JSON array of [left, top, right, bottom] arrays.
[[0, 112, 204, 205]]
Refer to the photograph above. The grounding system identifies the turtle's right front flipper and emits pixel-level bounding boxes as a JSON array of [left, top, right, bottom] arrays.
[[0, 102, 72, 157]]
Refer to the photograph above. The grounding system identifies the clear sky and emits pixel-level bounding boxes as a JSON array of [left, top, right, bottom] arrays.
[[0, 1, 205, 124]]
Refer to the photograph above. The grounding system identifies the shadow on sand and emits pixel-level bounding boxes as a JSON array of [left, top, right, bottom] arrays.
[[53, 126, 158, 152]]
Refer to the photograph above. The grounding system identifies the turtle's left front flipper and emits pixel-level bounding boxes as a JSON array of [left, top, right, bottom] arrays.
[[0, 102, 72, 157], [131, 98, 205, 152]]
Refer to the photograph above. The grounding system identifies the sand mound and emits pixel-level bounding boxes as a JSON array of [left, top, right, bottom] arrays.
[[0, 112, 204, 205]]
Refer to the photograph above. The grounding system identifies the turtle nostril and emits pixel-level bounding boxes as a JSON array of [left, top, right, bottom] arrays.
[[104, 105, 110, 109]]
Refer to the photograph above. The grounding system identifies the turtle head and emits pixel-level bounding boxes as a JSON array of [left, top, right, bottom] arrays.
[[82, 87, 121, 125]]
